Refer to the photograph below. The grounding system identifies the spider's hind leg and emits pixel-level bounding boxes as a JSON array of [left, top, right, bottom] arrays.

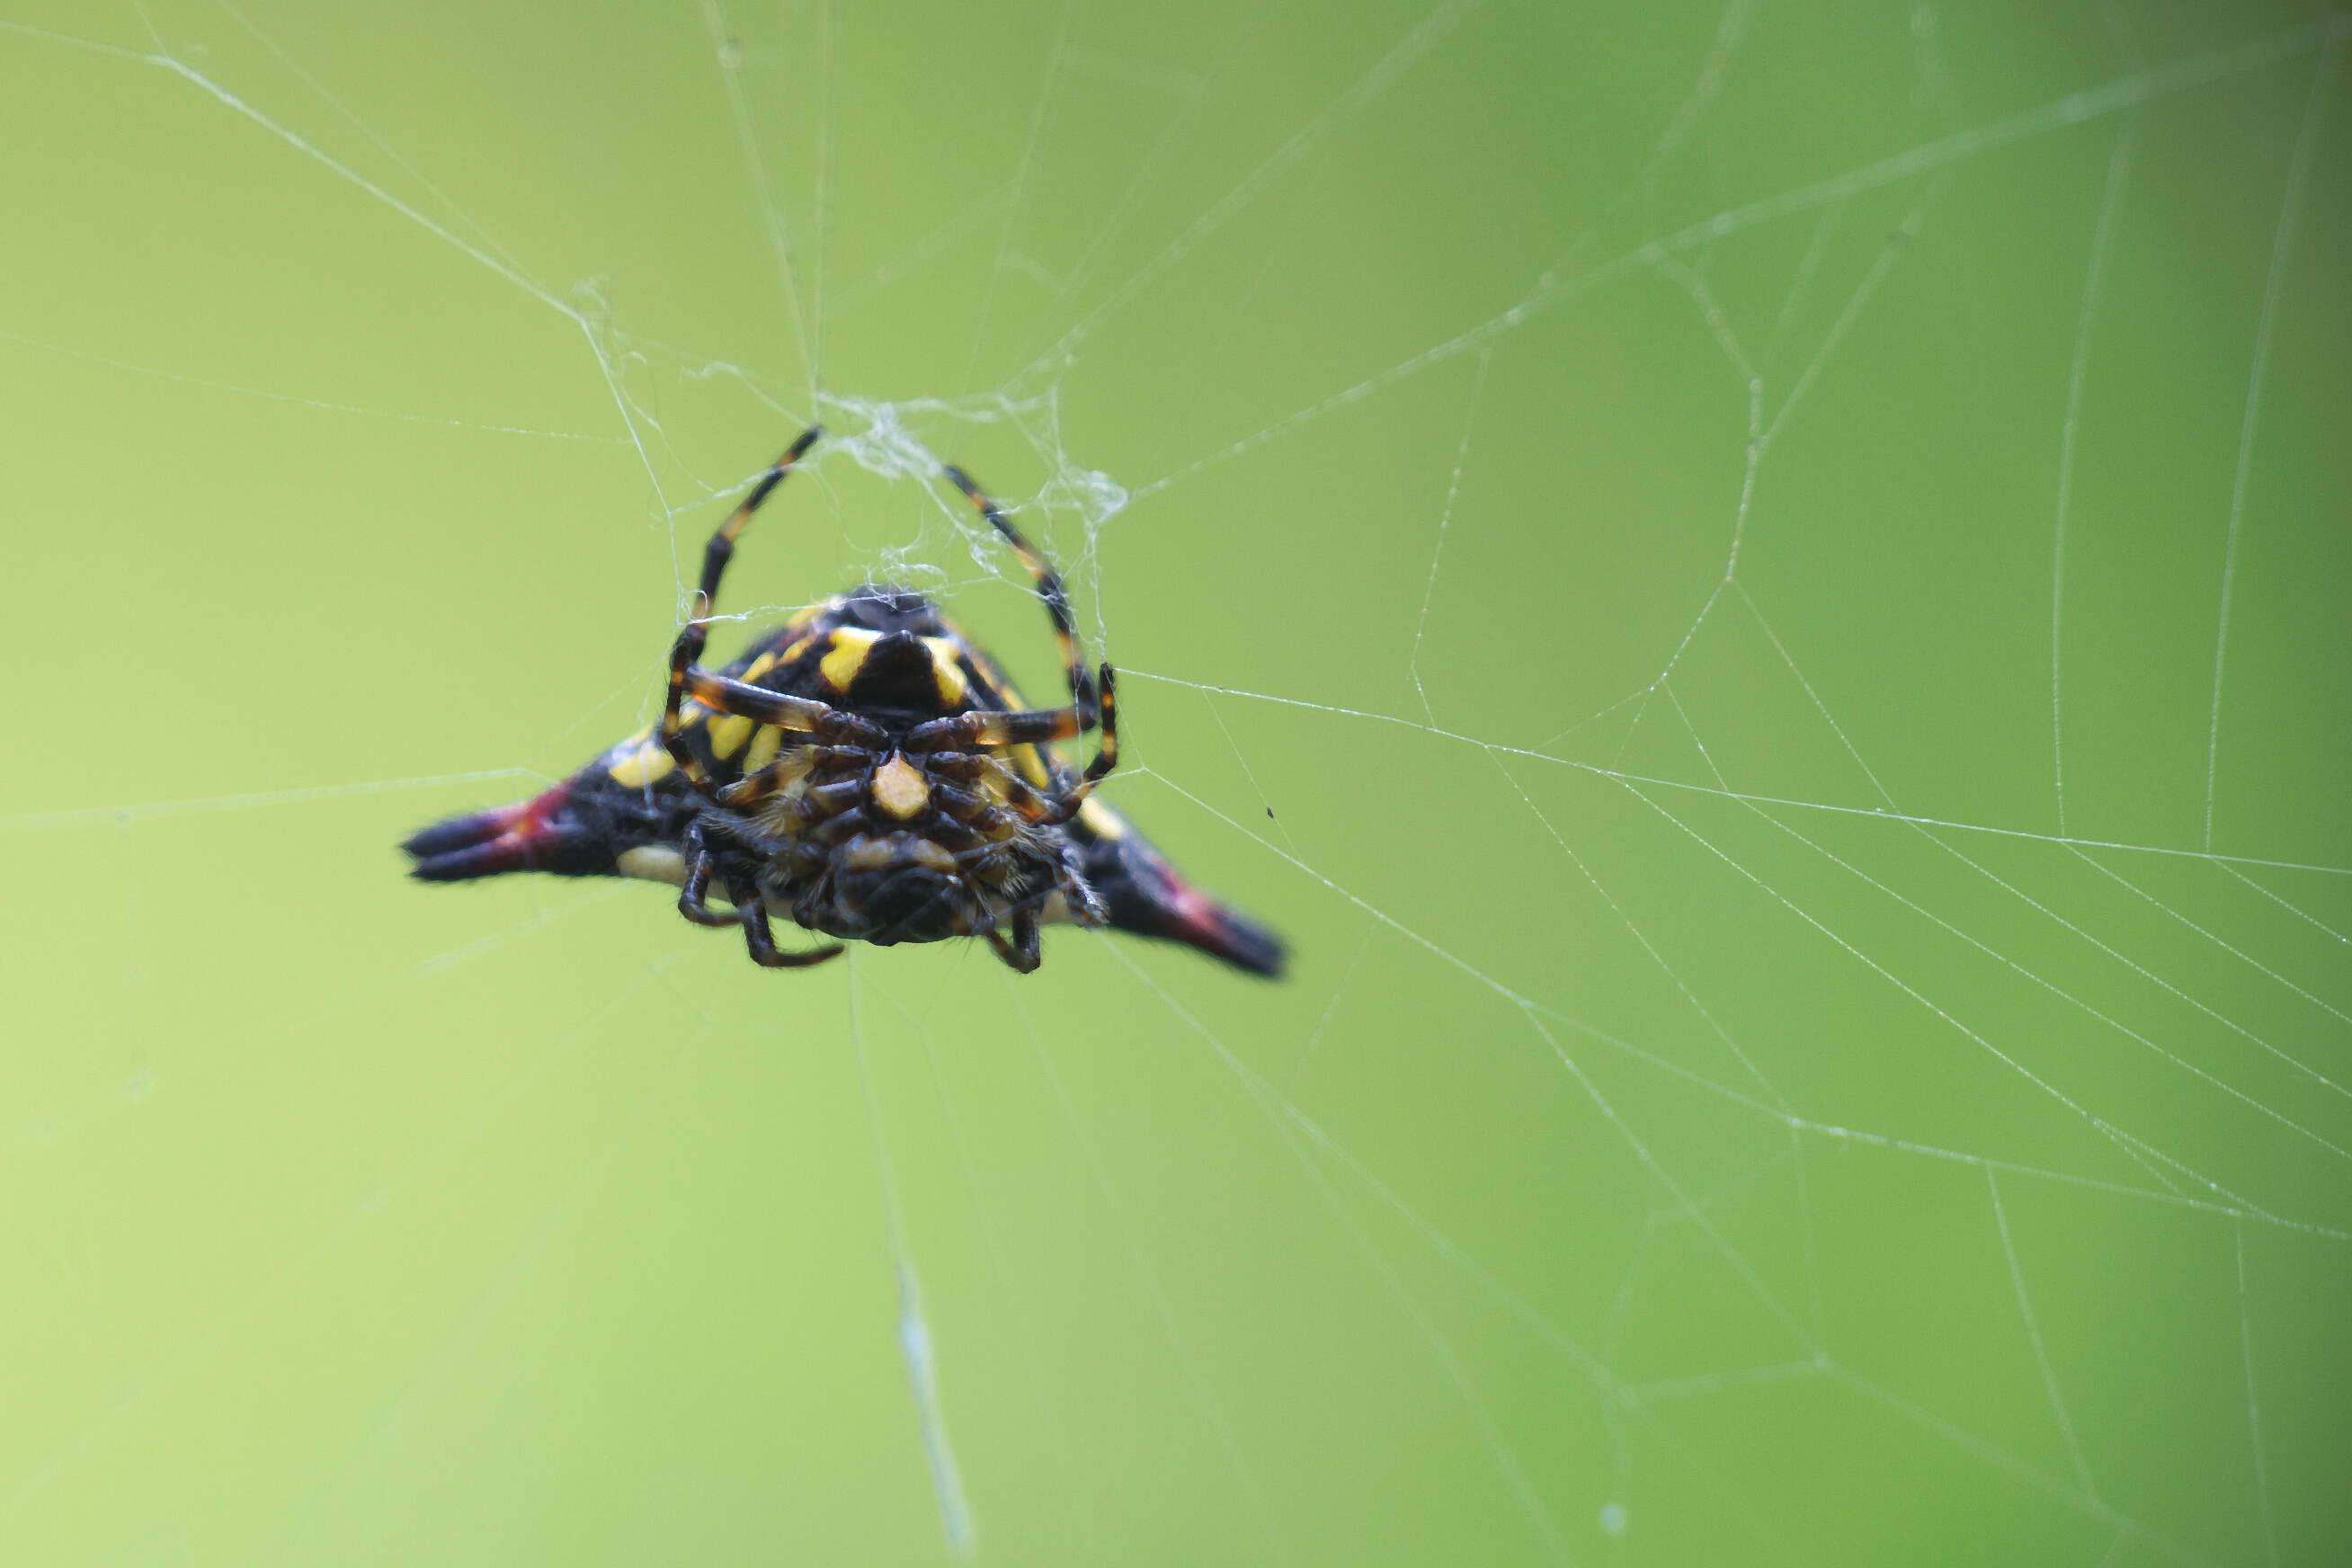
[[737, 882, 844, 969], [987, 908, 1042, 975], [674, 819, 739, 929], [672, 815, 841, 969]]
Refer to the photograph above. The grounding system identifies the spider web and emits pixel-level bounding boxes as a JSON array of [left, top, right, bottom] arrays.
[[4, 0, 2349, 1563]]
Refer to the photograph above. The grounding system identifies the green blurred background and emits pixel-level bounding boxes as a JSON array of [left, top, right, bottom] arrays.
[[4, 0, 2348, 1562]]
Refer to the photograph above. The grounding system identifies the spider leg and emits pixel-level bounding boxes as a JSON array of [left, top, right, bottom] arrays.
[[667, 671, 879, 806], [908, 668, 1118, 812], [907, 702, 1082, 751], [797, 780, 869, 831], [904, 675, 1118, 822], [925, 752, 1056, 816], [938, 468, 1126, 820], [928, 783, 1033, 843], [811, 806, 878, 848], [987, 908, 1042, 974], [663, 425, 823, 800], [682, 670, 864, 736], [718, 744, 870, 809], [733, 878, 843, 968], [943, 465, 1096, 719], [678, 856, 737, 928], [674, 818, 749, 927], [1042, 664, 1118, 823]]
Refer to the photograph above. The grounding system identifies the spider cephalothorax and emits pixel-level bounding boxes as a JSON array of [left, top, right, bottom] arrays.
[[401, 428, 1284, 977]]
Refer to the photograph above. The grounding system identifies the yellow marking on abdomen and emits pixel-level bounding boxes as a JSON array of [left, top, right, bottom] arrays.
[[820, 627, 880, 691], [921, 637, 968, 706], [739, 651, 778, 682], [816, 628, 968, 707], [707, 712, 754, 761], [743, 724, 782, 773], [608, 739, 676, 788]]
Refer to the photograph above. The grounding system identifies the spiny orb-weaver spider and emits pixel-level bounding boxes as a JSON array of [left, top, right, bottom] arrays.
[[402, 427, 1285, 977]]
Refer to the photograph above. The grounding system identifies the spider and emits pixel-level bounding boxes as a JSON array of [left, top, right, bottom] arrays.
[[402, 427, 1285, 977]]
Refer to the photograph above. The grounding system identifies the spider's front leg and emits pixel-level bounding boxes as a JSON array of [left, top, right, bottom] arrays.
[[943, 464, 1100, 722], [1042, 664, 1118, 824], [664, 667, 884, 812], [904, 663, 1119, 823], [659, 425, 822, 803]]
